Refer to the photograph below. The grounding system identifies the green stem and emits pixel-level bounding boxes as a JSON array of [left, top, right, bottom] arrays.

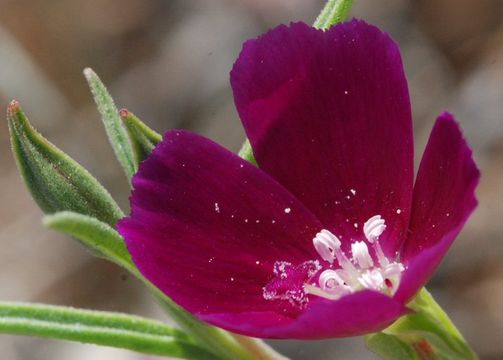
[[148, 285, 255, 360], [0, 302, 217, 359], [231, 334, 290, 360]]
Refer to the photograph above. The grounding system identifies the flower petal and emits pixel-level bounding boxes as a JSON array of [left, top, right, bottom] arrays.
[[202, 290, 409, 339], [395, 113, 480, 302], [231, 20, 413, 255], [119, 130, 323, 316]]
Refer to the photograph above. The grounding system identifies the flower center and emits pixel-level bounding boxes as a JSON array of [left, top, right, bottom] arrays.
[[263, 215, 404, 308]]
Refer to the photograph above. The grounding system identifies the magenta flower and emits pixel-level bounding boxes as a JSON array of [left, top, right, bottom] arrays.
[[118, 20, 479, 339]]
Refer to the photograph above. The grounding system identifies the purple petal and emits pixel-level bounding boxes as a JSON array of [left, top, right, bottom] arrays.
[[231, 20, 413, 255], [202, 290, 409, 339], [119, 130, 324, 317], [395, 113, 480, 302]]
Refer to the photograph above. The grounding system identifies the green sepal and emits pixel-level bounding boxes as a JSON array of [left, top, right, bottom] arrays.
[[238, 140, 257, 165], [237, 0, 353, 163], [314, 0, 353, 30], [84, 68, 137, 181], [0, 301, 218, 359], [7, 100, 123, 226], [119, 108, 162, 165], [43, 211, 133, 271], [365, 332, 420, 360], [366, 288, 478, 360]]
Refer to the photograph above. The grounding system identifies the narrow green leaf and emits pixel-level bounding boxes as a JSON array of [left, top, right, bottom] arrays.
[[0, 302, 217, 359], [149, 288, 254, 360], [7, 100, 123, 226], [365, 332, 419, 360], [83, 68, 137, 181], [237, 0, 353, 163], [120, 108, 162, 165], [43, 211, 133, 271], [313, 0, 353, 30]]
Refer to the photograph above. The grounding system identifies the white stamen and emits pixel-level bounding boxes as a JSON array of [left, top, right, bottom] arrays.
[[214, 202, 220, 213], [359, 269, 385, 291], [350, 189, 356, 195], [319, 269, 351, 295], [312, 229, 340, 263], [383, 263, 404, 278], [351, 241, 374, 269], [265, 215, 405, 307], [304, 283, 341, 300], [284, 208, 291, 214], [363, 215, 386, 243], [396, 209, 402, 214], [363, 215, 389, 267]]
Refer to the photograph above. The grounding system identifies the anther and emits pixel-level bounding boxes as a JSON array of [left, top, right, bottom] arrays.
[[363, 215, 386, 243], [363, 215, 389, 267], [351, 241, 374, 269], [313, 229, 340, 263]]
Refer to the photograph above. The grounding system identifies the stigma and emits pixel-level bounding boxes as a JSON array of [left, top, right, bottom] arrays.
[[305, 215, 404, 301]]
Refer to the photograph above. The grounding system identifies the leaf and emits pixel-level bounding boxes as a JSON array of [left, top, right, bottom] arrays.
[[83, 68, 137, 181], [7, 100, 123, 226], [366, 332, 419, 360], [237, 0, 353, 163], [120, 108, 161, 165], [43, 211, 134, 271], [0, 301, 218, 360]]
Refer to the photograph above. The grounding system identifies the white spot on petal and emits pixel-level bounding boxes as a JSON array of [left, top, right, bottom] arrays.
[[284, 208, 291, 214]]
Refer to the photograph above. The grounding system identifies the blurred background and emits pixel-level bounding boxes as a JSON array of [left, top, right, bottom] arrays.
[[0, 0, 502, 359]]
